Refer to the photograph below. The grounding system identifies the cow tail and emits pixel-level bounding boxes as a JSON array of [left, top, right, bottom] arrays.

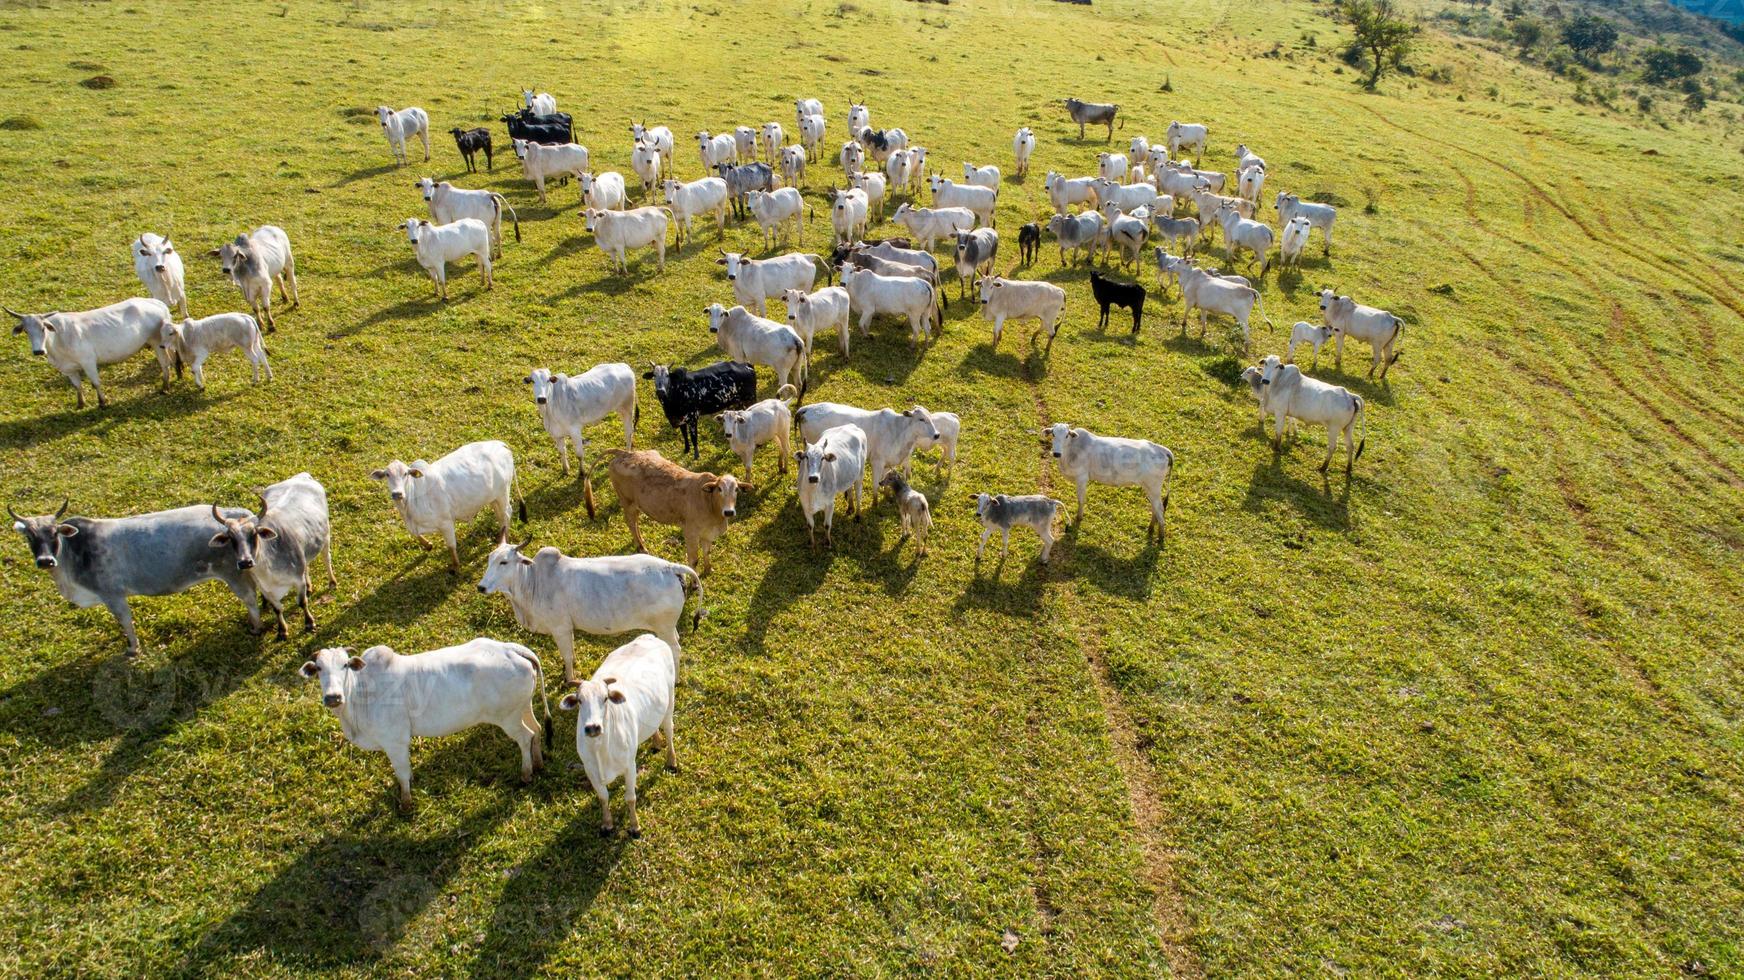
[[493, 194, 521, 243], [677, 564, 708, 630], [1253, 291, 1276, 332], [1353, 393, 1367, 460], [1387, 316, 1404, 364], [517, 644, 554, 751], [513, 467, 528, 523]]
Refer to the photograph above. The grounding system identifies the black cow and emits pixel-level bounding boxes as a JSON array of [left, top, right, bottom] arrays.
[[1090, 271, 1145, 334], [1018, 222, 1041, 266], [450, 127, 493, 172], [644, 362, 757, 458], [501, 109, 575, 146]]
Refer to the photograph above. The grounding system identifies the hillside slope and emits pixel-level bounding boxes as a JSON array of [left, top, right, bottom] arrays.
[[0, 0, 1739, 974]]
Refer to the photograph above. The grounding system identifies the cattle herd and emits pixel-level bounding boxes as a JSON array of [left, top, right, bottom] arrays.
[[6, 89, 1408, 837]]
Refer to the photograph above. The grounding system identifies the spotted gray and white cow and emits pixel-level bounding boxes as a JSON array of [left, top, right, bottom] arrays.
[[525, 362, 638, 518], [209, 225, 299, 330], [970, 493, 1062, 563], [11, 500, 262, 656], [207, 472, 336, 639]]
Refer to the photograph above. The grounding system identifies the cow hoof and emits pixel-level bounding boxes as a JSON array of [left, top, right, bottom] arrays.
[[275, 627, 288, 641], [598, 826, 614, 839], [666, 763, 679, 773], [627, 828, 642, 840]]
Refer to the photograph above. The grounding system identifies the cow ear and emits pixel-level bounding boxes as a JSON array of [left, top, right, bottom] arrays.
[[519, 554, 534, 566], [738, 482, 755, 492], [523, 375, 533, 384], [793, 451, 805, 461], [607, 688, 627, 704], [823, 452, 837, 462], [407, 468, 424, 478], [299, 661, 319, 678], [558, 693, 579, 711], [346, 656, 366, 671], [207, 248, 221, 257], [702, 480, 719, 494], [55, 523, 78, 537], [255, 527, 277, 540], [641, 370, 654, 379], [715, 257, 727, 265], [209, 532, 232, 547], [369, 469, 386, 480]]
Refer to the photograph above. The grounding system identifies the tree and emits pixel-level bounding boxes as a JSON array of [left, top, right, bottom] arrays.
[[1560, 15, 1617, 57], [1685, 89, 1707, 114], [1639, 46, 1703, 85], [1341, 0, 1416, 90], [1512, 16, 1545, 51]]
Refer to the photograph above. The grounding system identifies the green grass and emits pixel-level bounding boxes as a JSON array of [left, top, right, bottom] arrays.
[[1, 0, 1741, 974]]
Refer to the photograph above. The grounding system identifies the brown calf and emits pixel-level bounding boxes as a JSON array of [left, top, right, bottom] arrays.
[[603, 450, 747, 574]]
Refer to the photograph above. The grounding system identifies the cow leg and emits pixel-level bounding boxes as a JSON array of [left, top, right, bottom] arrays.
[[1039, 524, 1055, 563], [582, 470, 597, 521], [622, 764, 642, 839], [420, 129, 430, 162], [261, 595, 288, 639], [594, 778, 614, 835], [1333, 332, 1345, 370], [624, 506, 649, 554], [442, 525, 461, 573], [663, 705, 678, 772], [223, 577, 263, 634], [494, 494, 512, 542], [299, 577, 316, 631], [976, 526, 991, 560], [505, 720, 535, 782], [192, 356, 207, 391], [554, 435, 571, 475], [554, 629, 577, 684], [1320, 423, 1338, 472], [1145, 486, 1166, 537], [105, 596, 141, 657], [1074, 478, 1089, 524], [999, 528, 1011, 561], [385, 740, 414, 811]]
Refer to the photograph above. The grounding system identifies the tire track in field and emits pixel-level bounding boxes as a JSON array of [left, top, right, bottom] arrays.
[[1022, 359, 1204, 979], [1349, 102, 1744, 320]]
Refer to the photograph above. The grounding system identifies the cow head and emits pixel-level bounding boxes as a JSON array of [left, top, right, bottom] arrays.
[[9, 500, 72, 569], [717, 409, 749, 443], [581, 209, 603, 233], [524, 367, 561, 406], [704, 302, 730, 334], [1046, 421, 1075, 459], [300, 646, 365, 708], [208, 235, 254, 281], [5, 307, 54, 356], [478, 540, 534, 595], [642, 363, 672, 398], [208, 501, 274, 572], [415, 177, 437, 201], [369, 459, 425, 504], [375, 106, 394, 128], [702, 473, 745, 520], [903, 405, 942, 446], [402, 218, 430, 245], [136, 234, 176, 276], [1258, 354, 1284, 385], [512, 138, 529, 160], [794, 443, 839, 485], [977, 276, 1005, 306], [970, 492, 1001, 520], [560, 676, 625, 738]]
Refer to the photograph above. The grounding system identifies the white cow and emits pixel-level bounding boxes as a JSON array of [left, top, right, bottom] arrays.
[[920, 410, 960, 471], [209, 225, 298, 330], [1044, 170, 1098, 214], [1046, 210, 1106, 267], [578, 170, 627, 212], [928, 175, 996, 228], [1318, 289, 1404, 379], [890, 202, 975, 251], [157, 312, 271, 389], [1166, 120, 1208, 161], [705, 303, 808, 392], [1276, 192, 1337, 255], [524, 363, 638, 517], [1090, 177, 1161, 214], [630, 122, 675, 174], [132, 233, 188, 318], [558, 633, 676, 838], [1286, 320, 1334, 367], [1216, 201, 1274, 274], [1158, 164, 1211, 200], [794, 423, 867, 548], [795, 97, 825, 124], [696, 130, 737, 171], [6, 298, 174, 408], [1193, 189, 1253, 231], [733, 126, 758, 162], [1013, 127, 1036, 176], [1279, 216, 1312, 269], [517, 140, 591, 204], [630, 142, 663, 199], [839, 139, 865, 175], [717, 386, 797, 480], [746, 188, 808, 250], [523, 89, 558, 115], [403, 217, 492, 300], [839, 266, 939, 346], [831, 187, 870, 245], [883, 148, 913, 195], [1169, 259, 1272, 348], [964, 162, 1001, 190], [1130, 135, 1152, 166], [781, 285, 851, 357], [1097, 151, 1129, 182], [848, 101, 871, 137], [1259, 356, 1367, 471], [718, 251, 822, 316], [779, 144, 808, 189], [662, 176, 730, 251], [301, 639, 551, 810], [798, 112, 827, 154], [584, 206, 672, 273], [479, 542, 701, 682], [418, 177, 520, 258], [849, 170, 887, 220], [1101, 204, 1150, 269], [1047, 421, 1174, 538], [377, 105, 430, 165], [1235, 143, 1266, 174], [1237, 164, 1267, 205], [759, 121, 784, 162], [795, 402, 942, 497], [370, 439, 521, 572], [977, 275, 1066, 351]]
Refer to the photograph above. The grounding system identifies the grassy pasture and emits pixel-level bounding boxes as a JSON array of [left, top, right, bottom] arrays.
[[0, 0, 1742, 974]]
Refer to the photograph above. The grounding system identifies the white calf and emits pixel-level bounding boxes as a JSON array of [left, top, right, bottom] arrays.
[[377, 105, 430, 165], [403, 217, 492, 300], [746, 189, 809, 250], [157, 313, 271, 389], [794, 423, 867, 548], [662, 176, 730, 251], [717, 386, 797, 480], [579, 170, 628, 212], [1097, 151, 1129, 182], [831, 188, 870, 245], [517, 140, 591, 204], [525, 362, 638, 516], [928, 175, 996, 228], [964, 162, 1001, 190], [849, 170, 887, 220], [1044, 170, 1099, 214], [890, 202, 975, 251], [1276, 192, 1337, 255], [558, 633, 677, 838], [1286, 320, 1334, 367], [630, 142, 663, 199], [1279, 216, 1311, 269], [1013, 127, 1036, 176]]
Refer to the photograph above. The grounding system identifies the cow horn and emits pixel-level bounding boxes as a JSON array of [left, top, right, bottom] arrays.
[[517, 535, 533, 550], [210, 502, 226, 524], [2, 306, 23, 320], [54, 499, 69, 520]]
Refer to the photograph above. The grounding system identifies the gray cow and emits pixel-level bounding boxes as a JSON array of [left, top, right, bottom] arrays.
[[714, 161, 775, 221], [1064, 98, 1121, 143], [207, 472, 336, 639], [10, 500, 262, 656]]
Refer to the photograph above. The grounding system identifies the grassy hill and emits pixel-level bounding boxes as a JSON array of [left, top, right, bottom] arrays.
[[0, 0, 1741, 974]]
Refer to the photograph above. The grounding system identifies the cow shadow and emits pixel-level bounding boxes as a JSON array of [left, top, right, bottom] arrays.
[[537, 233, 589, 266], [1318, 366, 1398, 407], [952, 546, 1049, 615], [1066, 533, 1162, 600], [332, 163, 400, 188], [0, 383, 225, 451], [322, 547, 474, 632], [336, 297, 439, 338], [174, 778, 524, 973], [1240, 454, 1356, 531], [740, 499, 835, 656]]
